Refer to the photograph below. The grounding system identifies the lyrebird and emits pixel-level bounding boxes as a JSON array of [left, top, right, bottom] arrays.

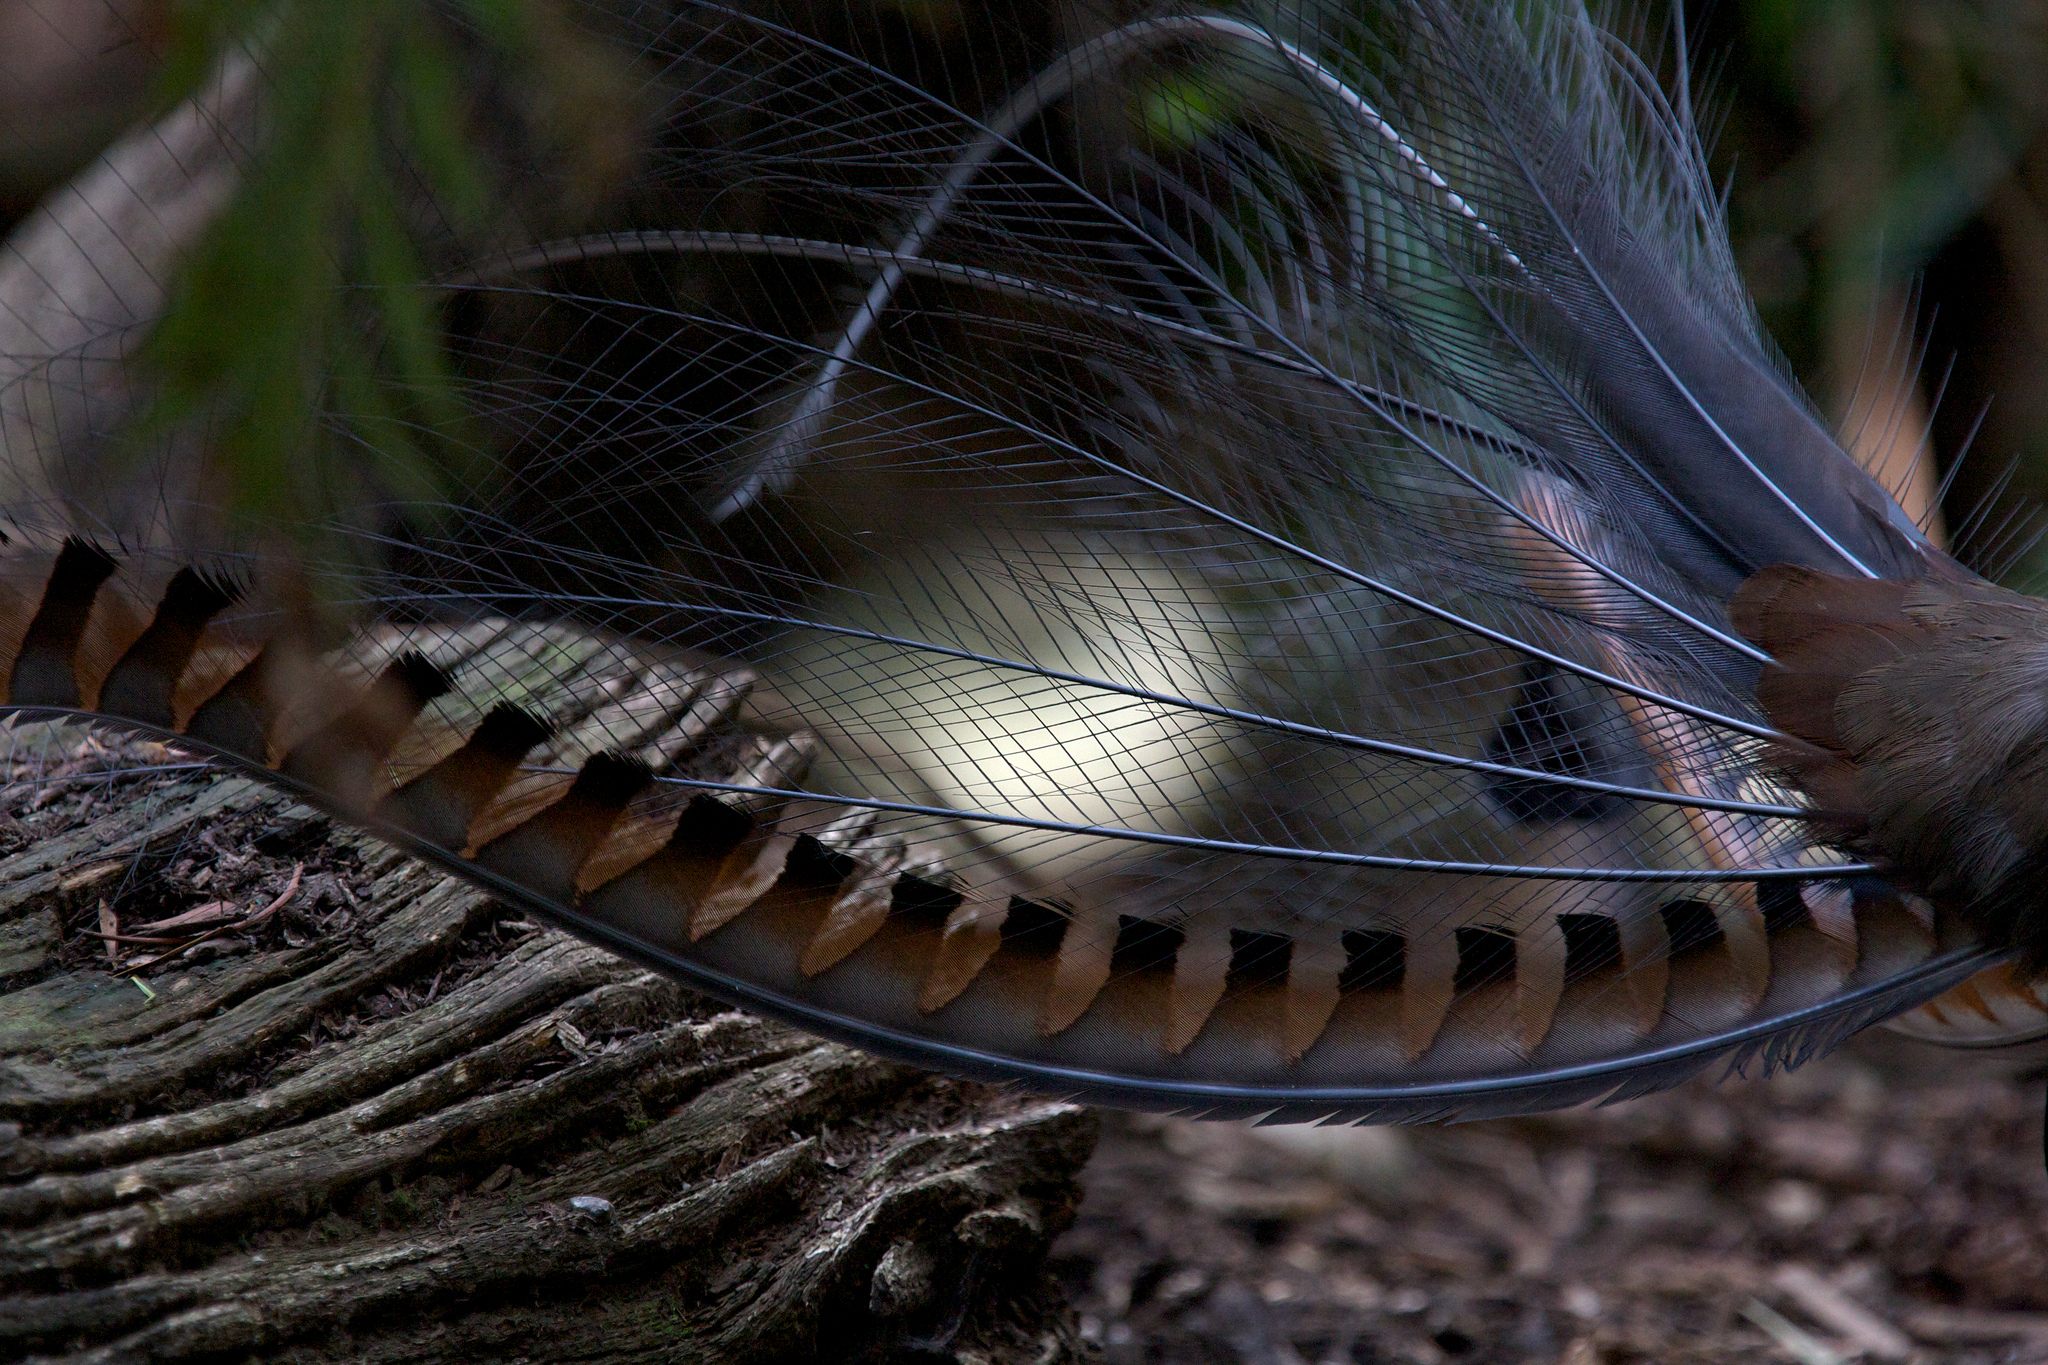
[[2, 0, 2041, 1122]]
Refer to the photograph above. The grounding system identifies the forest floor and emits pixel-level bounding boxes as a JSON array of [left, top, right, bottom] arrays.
[[1056, 1033, 2048, 1364]]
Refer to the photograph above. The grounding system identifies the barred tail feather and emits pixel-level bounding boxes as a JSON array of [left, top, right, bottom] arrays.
[[0, 0, 2031, 1118]]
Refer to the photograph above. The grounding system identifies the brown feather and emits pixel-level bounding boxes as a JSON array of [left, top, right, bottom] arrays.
[[1735, 565, 2048, 965]]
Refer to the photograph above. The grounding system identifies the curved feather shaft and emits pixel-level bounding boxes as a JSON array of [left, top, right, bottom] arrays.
[[0, 0, 2027, 1123]]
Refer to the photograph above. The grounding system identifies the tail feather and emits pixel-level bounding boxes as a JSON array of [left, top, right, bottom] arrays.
[[0, 0, 2031, 1117]]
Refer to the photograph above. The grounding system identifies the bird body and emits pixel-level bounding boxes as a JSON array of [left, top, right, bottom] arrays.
[[2, 0, 2044, 1120]]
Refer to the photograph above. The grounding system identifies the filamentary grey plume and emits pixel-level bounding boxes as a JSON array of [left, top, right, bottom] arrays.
[[2, 0, 2042, 1123]]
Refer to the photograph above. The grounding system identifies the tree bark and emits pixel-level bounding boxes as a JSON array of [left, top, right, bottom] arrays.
[[0, 720, 1096, 1363]]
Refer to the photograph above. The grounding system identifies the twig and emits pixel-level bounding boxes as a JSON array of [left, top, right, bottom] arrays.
[[97, 899, 120, 969], [127, 863, 304, 973], [1772, 1266, 1914, 1362], [127, 900, 241, 935], [1740, 1296, 1847, 1365]]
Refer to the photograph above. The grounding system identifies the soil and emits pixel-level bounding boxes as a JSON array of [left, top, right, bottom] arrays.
[[1057, 1036, 2048, 1363]]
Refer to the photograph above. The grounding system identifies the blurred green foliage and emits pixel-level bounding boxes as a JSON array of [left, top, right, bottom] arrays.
[[1698, 0, 2048, 569], [144, 1, 490, 532], [139, 0, 631, 540], [1708, 0, 2048, 364]]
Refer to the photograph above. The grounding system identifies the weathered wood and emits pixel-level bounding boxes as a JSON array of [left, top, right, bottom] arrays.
[[0, 722, 1096, 1363]]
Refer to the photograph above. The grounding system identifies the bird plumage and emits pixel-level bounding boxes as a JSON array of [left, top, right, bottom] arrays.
[[0, 0, 2037, 1120]]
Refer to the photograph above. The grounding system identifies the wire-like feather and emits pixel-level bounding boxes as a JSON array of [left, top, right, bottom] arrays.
[[0, 0, 2023, 1119]]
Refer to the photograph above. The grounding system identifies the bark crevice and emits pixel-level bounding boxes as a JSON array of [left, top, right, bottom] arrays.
[[0, 726, 1094, 1363]]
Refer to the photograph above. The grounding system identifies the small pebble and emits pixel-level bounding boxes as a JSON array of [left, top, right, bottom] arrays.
[[870, 1241, 937, 1317]]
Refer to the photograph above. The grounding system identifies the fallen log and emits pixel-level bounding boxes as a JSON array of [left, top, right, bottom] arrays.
[[0, 719, 1095, 1363]]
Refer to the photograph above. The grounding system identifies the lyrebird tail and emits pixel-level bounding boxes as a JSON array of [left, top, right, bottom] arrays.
[[0, 0, 2031, 1119]]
